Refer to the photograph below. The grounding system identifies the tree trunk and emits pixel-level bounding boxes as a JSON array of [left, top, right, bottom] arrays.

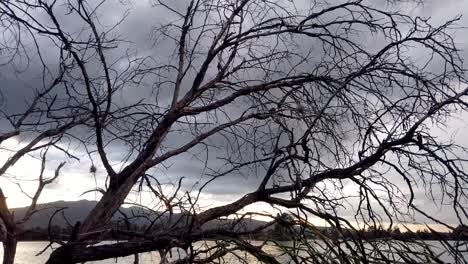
[[79, 177, 137, 234], [46, 176, 141, 264], [2, 231, 17, 264], [0, 189, 17, 264]]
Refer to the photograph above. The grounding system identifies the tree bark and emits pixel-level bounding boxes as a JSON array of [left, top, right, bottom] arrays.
[[0, 189, 17, 264], [45, 239, 181, 264], [78, 182, 135, 234], [2, 231, 17, 264]]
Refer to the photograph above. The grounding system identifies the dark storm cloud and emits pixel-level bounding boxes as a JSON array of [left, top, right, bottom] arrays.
[[1, 0, 467, 225]]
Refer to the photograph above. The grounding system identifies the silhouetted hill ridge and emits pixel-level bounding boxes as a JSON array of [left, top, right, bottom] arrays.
[[11, 200, 268, 231]]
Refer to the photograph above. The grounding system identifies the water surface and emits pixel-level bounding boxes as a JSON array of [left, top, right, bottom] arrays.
[[1, 240, 466, 263]]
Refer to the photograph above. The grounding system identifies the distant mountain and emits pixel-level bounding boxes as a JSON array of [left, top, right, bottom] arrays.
[[11, 200, 268, 231], [12, 200, 143, 229], [12, 200, 98, 229]]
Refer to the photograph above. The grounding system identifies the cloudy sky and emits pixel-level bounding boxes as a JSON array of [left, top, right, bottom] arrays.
[[0, 0, 467, 229]]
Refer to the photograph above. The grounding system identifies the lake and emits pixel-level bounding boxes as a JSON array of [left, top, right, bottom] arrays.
[[1, 240, 467, 263]]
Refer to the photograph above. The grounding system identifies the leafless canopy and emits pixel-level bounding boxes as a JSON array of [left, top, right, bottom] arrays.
[[0, 0, 467, 263]]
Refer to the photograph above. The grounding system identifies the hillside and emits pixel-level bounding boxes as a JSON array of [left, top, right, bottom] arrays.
[[11, 200, 268, 231]]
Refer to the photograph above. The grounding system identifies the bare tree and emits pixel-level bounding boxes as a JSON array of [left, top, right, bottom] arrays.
[[1, 0, 467, 263], [0, 3, 96, 263], [0, 23, 91, 262], [0, 59, 84, 264]]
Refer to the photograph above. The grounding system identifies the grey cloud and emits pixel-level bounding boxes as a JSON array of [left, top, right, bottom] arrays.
[[0, 0, 467, 226]]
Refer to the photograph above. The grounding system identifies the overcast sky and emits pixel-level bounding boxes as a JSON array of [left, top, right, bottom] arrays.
[[0, 0, 467, 230]]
